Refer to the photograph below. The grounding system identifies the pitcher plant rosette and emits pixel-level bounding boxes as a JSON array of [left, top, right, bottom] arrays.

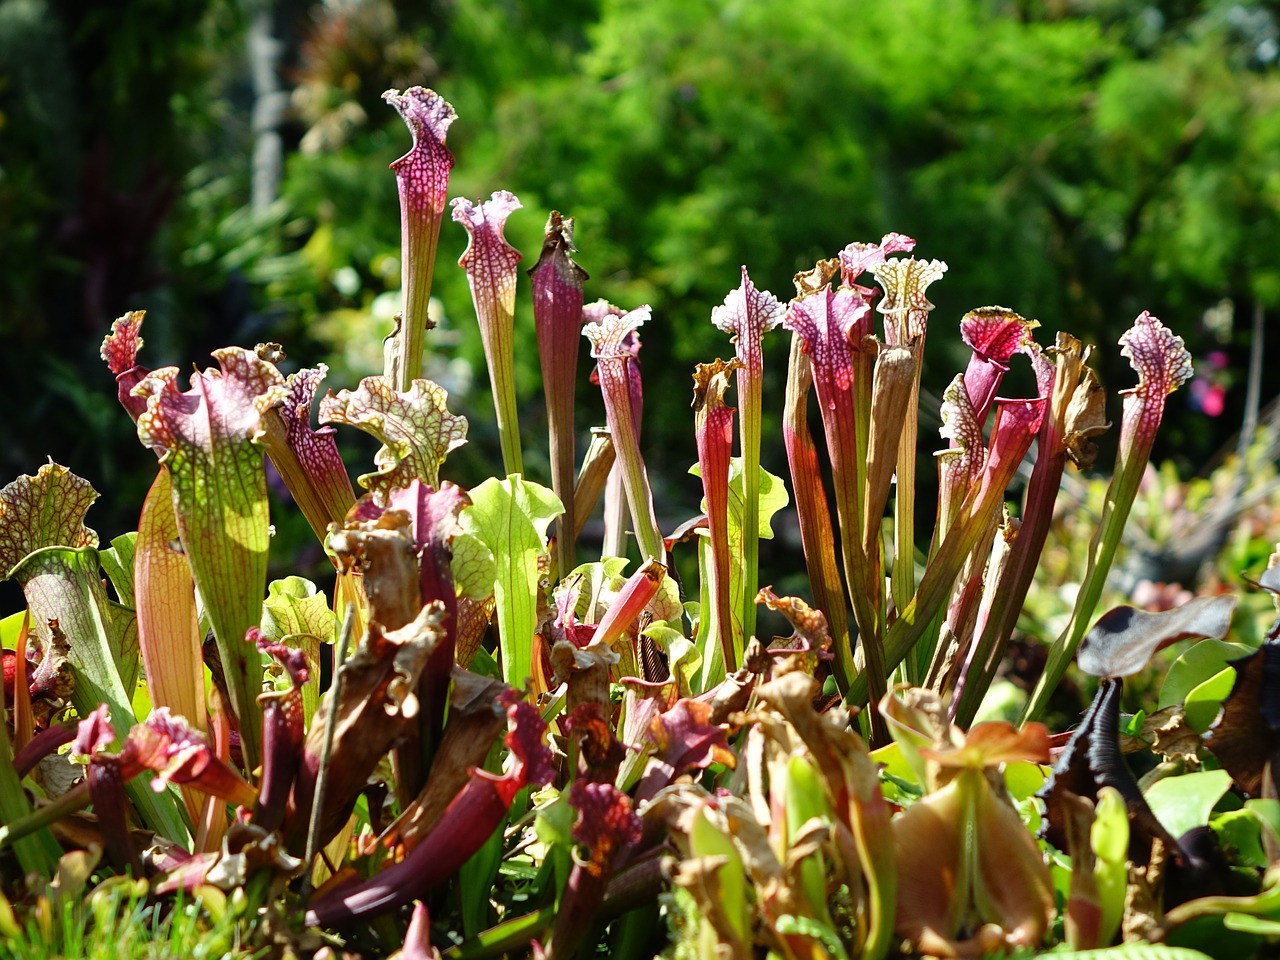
[[4, 84, 1275, 960]]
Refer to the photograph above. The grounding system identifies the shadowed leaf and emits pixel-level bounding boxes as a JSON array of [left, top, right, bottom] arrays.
[[1077, 596, 1237, 679]]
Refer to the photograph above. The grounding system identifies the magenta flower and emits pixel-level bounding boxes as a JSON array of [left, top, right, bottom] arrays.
[[262, 364, 357, 540], [959, 307, 1039, 426], [545, 780, 643, 958], [72, 704, 258, 872], [783, 282, 885, 703]]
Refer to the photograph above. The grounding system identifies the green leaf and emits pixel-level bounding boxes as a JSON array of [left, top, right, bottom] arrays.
[[456, 475, 562, 687], [0, 611, 25, 646], [1223, 912, 1280, 935], [645, 622, 701, 699], [1004, 760, 1048, 802], [690, 457, 789, 683], [261, 576, 336, 725], [0, 703, 60, 876], [1244, 799, 1280, 848], [98, 532, 137, 609], [1183, 666, 1236, 734], [1159, 638, 1254, 711], [774, 914, 848, 960], [320, 375, 468, 503], [0, 464, 187, 841], [688, 804, 750, 946], [1144, 768, 1233, 839], [1209, 808, 1267, 870], [452, 530, 498, 601], [1093, 787, 1129, 948]]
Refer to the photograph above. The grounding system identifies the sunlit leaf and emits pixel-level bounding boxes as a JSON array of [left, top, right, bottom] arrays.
[[320, 376, 467, 503], [260, 364, 356, 541], [133, 348, 287, 771], [454, 476, 561, 691], [260, 576, 335, 725], [453, 190, 525, 476], [1144, 769, 1233, 840], [383, 86, 457, 390], [134, 468, 205, 822], [0, 463, 187, 841], [1160, 638, 1253, 711]]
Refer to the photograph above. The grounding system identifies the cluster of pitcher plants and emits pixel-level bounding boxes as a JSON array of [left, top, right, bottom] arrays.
[[5, 86, 1280, 960]]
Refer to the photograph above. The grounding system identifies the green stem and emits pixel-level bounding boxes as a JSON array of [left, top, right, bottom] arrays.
[[441, 906, 555, 959], [1023, 448, 1145, 723], [739, 369, 762, 647], [0, 781, 90, 853]]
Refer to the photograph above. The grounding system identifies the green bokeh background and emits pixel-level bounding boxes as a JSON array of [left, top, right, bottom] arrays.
[[2, 0, 1276, 586]]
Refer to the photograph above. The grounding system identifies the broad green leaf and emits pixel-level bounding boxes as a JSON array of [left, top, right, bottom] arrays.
[[260, 576, 335, 725], [1183, 666, 1236, 733], [1004, 761, 1048, 802], [1159, 638, 1253, 710], [0, 702, 60, 876], [456, 475, 562, 688], [688, 805, 750, 947], [133, 348, 286, 772], [1244, 799, 1280, 848], [1093, 787, 1129, 948], [319, 375, 467, 503], [0, 610, 25, 646], [1210, 808, 1267, 869], [453, 531, 498, 601], [1144, 768, 1233, 839], [870, 740, 919, 787], [98, 532, 137, 608], [784, 754, 835, 928], [0, 463, 186, 841], [644, 622, 700, 699]]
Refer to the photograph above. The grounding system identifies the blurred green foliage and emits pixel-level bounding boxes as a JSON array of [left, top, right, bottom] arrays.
[[2, 0, 1277, 554]]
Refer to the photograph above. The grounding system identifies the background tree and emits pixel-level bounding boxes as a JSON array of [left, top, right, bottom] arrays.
[[2, 0, 1276, 580]]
